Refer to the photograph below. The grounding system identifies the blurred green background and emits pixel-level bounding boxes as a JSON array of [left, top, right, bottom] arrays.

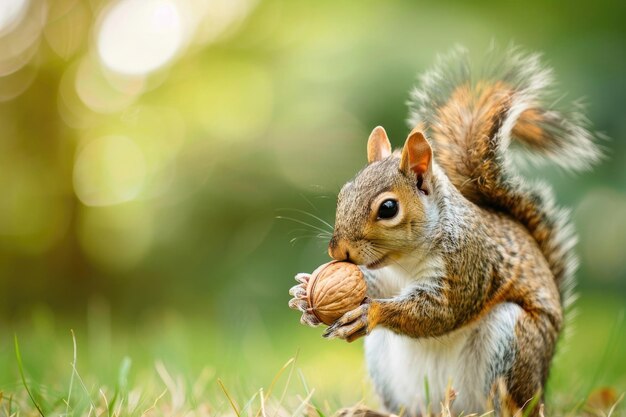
[[0, 0, 624, 411]]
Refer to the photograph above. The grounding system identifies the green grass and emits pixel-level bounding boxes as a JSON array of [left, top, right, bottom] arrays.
[[0, 294, 624, 416]]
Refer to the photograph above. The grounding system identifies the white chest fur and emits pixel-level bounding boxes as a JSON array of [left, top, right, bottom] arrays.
[[362, 260, 521, 415], [365, 325, 484, 414], [363, 254, 444, 299]]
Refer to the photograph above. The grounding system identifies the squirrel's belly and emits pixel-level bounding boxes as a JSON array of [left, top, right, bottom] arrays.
[[365, 327, 485, 414], [364, 303, 523, 415]]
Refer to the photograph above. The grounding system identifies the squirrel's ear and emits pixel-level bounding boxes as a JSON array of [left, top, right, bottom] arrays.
[[367, 126, 392, 164], [399, 129, 432, 179]]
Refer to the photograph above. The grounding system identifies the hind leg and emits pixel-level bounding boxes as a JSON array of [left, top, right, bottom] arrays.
[[460, 303, 520, 414], [465, 302, 558, 416], [503, 308, 559, 416]]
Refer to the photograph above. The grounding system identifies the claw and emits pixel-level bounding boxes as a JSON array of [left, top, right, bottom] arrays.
[[346, 328, 367, 343], [321, 327, 335, 338], [336, 304, 368, 325], [288, 297, 308, 312], [300, 312, 321, 327], [322, 318, 366, 340], [289, 284, 307, 299], [290, 272, 322, 328], [295, 273, 311, 284], [322, 304, 370, 342]]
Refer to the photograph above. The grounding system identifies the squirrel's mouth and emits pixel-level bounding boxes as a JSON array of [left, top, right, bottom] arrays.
[[366, 255, 388, 270]]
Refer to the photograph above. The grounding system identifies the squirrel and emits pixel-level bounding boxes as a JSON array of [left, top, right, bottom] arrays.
[[288, 46, 601, 416]]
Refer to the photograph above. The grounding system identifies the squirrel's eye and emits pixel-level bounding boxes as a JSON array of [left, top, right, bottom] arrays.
[[377, 199, 399, 220]]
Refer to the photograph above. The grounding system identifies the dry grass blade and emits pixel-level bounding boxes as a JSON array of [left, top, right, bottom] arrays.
[[291, 389, 316, 417], [140, 388, 167, 417], [99, 389, 109, 416], [606, 392, 625, 417], [260, 388, 268, 417], [113, 396, 125, 417], [439, 381, 457, 417], [267, 358, 295, 399], [254, 357, 296, 417], [70, 362, 96, 411], [156, 361, 185, 412], [218, 379, 241, 417], [66, 329, 77, 417], [241, 390, 261, 415], [519, 390, 542, 417], [273, 352, 299, 417], [192, 368, 215, 400]]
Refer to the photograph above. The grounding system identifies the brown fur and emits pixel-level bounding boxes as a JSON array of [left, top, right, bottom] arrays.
[[328, 133, 560, 415], [324, 76, 591, 414], [291, 48, 600, 417]]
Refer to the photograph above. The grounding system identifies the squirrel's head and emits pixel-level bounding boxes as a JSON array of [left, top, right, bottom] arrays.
[[329, 126, 437, 269]]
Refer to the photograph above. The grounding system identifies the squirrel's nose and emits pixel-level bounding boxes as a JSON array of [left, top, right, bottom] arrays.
[[328, 237, 352, 262]]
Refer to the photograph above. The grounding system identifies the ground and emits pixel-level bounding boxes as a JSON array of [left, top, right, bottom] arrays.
[[0, 295, 624, 416]]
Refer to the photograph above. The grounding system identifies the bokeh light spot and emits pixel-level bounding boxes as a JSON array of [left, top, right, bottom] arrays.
[[97, 0, 184, 76], [0, 0, 45, 77], [75, 57, 143, 114], [43, 0, 89, 60], [0, 0, 29, 35], [74, 135, 146, 207]]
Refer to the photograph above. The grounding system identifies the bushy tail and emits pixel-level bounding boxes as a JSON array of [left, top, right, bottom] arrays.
[[407, 46, 602, 310]]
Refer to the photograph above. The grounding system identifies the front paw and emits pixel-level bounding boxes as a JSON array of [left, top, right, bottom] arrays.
[[322, 302, 371, 343], [288, 273, 321, 327]]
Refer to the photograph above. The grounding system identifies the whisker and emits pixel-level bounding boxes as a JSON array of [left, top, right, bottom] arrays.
[[290, 235, 316, 244], [289, 232, 332, 244], [299, 193, 322, 214], [286, 228, 332, 239], [275, 216, 332, 235], [276, 208, 334, 231], [287, 228, 312, 236]]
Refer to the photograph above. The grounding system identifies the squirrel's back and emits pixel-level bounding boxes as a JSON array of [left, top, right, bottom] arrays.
[[407, 46, 602, 312]]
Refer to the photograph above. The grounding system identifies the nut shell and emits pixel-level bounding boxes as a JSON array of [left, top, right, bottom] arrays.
[[306, 261, 367, 325]]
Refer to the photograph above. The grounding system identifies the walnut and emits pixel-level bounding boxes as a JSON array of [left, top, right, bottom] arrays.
[[306, 261, 367, 325]]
